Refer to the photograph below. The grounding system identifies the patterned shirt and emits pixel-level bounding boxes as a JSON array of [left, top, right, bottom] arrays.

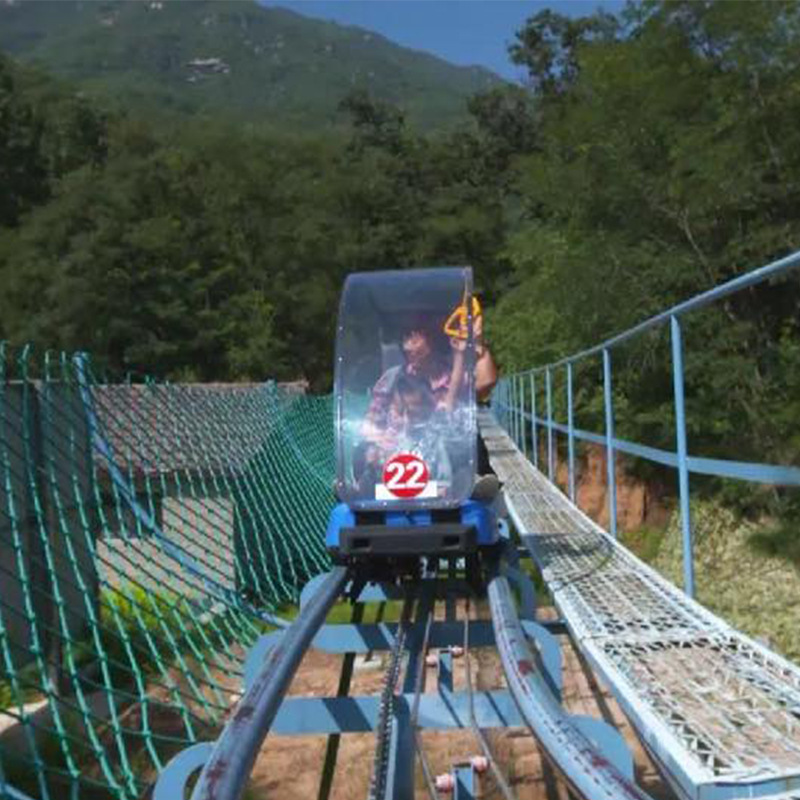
[[362, 361, 452, 450]]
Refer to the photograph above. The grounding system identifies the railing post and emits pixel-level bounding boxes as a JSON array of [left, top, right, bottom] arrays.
[[504, 379, 510, 432], [504, 377, 511, 437], [508, 379, 512, 435], [511, 375, 518, 446], [507, 378, 512, 436], [520, 374, 527, 459], [602, 348, 618, 538], [530, 372, 538, 469], [545, 367, 554, 482], [566, 362, 575, 502], [670, 315, 695, 598]]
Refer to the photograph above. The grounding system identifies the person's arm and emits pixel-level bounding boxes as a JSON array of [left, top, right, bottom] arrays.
[[444, 348, 466, 412], [445, 313, 498, 407], [362, 367, 395, 437], [475, 342, 498, 402], [472, 314, 497, 401]]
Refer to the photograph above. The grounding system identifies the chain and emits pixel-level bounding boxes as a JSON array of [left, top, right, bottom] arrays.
[[368, 595, 413, 800]]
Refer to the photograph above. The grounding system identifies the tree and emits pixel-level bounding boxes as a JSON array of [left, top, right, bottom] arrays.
[[0, 54, 47, 227], [490, 0, 800, 499], [338, 88, 408, 156], [509, 8, 619, 96]]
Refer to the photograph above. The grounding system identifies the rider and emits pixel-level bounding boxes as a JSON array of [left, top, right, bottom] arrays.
[[365, 313, 496, 429], [354, 372, 441, 493], [361, 310, 498, 489]]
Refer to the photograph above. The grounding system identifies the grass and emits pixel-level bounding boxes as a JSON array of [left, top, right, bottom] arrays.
[[748, 521, 800, 569], [0, 659, 52, 713], [516, 555, 553, 606], [275, 598, 406, 626], [3, 582, 247, 714], [0, 705, 114, 800], [1, 581, 252, 798], [505, 512, 554, 606], [619, 523, 668, 564], [748, 526, 800, 569], [98, 582, 256, 686]]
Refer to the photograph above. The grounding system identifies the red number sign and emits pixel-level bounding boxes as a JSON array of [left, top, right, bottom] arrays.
[[382, 453, 430, 499]]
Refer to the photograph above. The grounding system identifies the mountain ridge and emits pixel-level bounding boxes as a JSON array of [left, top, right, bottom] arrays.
[[0, 0, 505, 130]]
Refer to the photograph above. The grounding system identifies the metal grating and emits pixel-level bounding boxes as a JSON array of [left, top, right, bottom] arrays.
[[480, 411, 800, 798]]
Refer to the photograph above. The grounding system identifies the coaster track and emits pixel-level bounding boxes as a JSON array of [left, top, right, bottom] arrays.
[[156, 549, 651, 800], [153, 410, 800, 800], [481, 410, 800, 800]]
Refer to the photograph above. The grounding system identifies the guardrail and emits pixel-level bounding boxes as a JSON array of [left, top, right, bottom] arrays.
[[494, 248, 800, 598]]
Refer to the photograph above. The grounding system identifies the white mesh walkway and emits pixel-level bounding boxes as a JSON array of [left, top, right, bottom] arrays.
[[480, 411, 800, 800]]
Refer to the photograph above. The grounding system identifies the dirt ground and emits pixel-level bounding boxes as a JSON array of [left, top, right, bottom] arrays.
[[243, 603, 677, 800]]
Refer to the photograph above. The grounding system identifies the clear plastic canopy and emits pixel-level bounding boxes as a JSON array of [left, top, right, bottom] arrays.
[[334, 268, 477, 510]]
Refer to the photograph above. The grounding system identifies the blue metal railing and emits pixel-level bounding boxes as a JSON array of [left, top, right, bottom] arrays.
[[494, 248, 800, 598]]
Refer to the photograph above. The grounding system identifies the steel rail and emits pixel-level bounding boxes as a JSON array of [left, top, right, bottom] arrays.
[[191, 566, 350, 800], [409, 597, 440, 800], [503, 409, 800, 487], [488, 573, 654, 800], [463, 595, 517, 800], [317, 601, 365, 800], [527, 247, 800, 371]]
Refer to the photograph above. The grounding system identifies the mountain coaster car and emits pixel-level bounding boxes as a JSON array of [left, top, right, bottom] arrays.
[[326, 267, 500, 577]]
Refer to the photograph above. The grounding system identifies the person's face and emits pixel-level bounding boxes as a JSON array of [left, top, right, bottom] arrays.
[[396, 389, 432, 426], [402, 330, 432, 369]]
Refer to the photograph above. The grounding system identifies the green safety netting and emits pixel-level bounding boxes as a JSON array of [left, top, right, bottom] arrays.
[[0, 344, 335, 799]]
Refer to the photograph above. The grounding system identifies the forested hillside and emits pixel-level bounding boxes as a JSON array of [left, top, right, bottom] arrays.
[[0, 0, 502, 131], [488, 0, 800, 538], [1, 1, 798, 539]]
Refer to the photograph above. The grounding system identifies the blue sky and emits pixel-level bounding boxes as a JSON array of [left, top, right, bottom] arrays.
[[260, 1, 625, 81]]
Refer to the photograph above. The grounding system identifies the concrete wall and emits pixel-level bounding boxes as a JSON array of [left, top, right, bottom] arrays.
[[0, 382, 97, 673]]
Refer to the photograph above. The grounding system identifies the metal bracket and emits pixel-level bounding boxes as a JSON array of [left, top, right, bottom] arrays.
[[439, 650, 454, 693], [571, 715, 635, 780], [454, 762, 476, 799], [154, 743, 213, 800], [244, 620, 500, 673], [268, 691, 523, 735], [503, 564, 537, 620], [521, 619, 562, 700]]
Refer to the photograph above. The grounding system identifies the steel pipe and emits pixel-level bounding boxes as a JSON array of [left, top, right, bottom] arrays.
[[192, 567, 350, 800], [488, 573, 652, 800]]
